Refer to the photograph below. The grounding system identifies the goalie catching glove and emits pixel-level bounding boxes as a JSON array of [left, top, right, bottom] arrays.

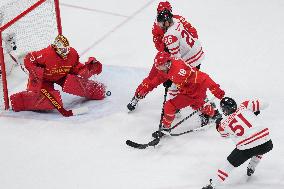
[[78, 57, 102, 79]]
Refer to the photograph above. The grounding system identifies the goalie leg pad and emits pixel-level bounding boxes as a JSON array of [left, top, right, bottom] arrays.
[[62, 74, 106, 100], [10, 90, 63, 112]]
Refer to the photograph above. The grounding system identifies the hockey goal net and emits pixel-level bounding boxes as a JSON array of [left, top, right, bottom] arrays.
[[0, 0, 62, 111]]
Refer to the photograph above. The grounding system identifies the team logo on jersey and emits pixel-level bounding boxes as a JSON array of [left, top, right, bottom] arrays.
[[163, 35, 178, 46]]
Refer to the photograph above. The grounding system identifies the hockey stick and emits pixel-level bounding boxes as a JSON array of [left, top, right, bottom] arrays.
[[126, 97, 216, 149], [8, 53, 28, 74], [125, 109, 200, 149], [40, 88, 88, 117], [158, 97, 216, 136], [156, 86, 169, 141], [126, 86, 169, 149]]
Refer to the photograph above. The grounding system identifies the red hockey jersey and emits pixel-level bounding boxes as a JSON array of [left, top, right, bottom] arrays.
[[24, 45, 85, 82], [136, 58, 224, 100]]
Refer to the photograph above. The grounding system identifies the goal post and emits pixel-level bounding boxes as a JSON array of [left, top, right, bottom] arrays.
[[0, 0, 62, 110]]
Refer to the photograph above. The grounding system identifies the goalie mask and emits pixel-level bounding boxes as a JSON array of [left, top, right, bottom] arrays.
[[52, 34, 70, 59], [220, 97, 237, 116]]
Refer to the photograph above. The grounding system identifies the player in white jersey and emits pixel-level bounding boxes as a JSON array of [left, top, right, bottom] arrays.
[[156, 8, 211, 124], [157, 10, 204, 68], [202, 97, 273, 189], [127, 2, 213, 126]]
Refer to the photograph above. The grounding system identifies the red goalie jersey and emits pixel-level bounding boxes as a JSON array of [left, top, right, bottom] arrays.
[[217, 100, 271, 150]]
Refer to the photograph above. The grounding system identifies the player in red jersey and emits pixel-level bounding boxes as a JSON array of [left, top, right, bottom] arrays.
[[10, 34, 106, 112], [128, 2, 208, 123], [202, 97, 273, 189], [133, 51, 224, 132]]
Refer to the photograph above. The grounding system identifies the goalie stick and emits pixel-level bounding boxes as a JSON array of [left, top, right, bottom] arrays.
[[40, 88, 88, 117]]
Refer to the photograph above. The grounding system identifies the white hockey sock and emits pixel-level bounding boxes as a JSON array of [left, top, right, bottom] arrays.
[[248, 155, 262, 170], [211, 160, 235, 187], [167, 84, 178, 100]]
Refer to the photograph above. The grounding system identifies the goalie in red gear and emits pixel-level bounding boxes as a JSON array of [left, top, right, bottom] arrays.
[[136, 51, 225, 131], [10, 34, 106, 112]]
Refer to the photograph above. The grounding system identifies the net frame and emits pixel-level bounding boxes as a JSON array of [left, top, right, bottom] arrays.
[[0, 0, 62, 110]]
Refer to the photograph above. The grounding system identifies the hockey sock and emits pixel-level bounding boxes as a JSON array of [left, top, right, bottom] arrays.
[[247, 155, 262, 171], [211, 160, 235, 187]]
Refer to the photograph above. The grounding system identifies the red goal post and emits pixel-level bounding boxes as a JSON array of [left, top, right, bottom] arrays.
[[0, 0, 62, 110]]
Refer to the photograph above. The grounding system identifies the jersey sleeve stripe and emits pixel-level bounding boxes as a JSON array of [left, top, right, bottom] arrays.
[[256, 100, 260, 111], [168, 46, 179, 51], [185, 51, 204, 65], [252, 101, 256, 111], [170, 50, 179, 55], [185, 47, 203, 62]]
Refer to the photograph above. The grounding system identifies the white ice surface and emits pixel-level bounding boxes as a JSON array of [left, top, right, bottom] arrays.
[[0, 0, 284, 189]]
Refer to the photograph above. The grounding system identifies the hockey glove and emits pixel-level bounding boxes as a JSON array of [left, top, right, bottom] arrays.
[[78, 57, 102, 78], [163, 79, 172, 88], [254, 110, 260, 116], [215, 117, 223, 128], [135, 87, 148, 99], [200, 104, 215, 117], [210, 85, 225, 100]]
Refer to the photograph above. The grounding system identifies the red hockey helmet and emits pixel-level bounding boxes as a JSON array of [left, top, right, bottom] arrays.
[[154, 51, 171, 68], [157, 1, 172, 13]]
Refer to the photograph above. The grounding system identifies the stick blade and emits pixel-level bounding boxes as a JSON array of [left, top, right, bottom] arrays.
[[72, 106, 89, 116], [126, 140, 147, 149]]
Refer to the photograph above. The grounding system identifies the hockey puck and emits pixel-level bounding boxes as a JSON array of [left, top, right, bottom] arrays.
[[106, 91, 111, 96]]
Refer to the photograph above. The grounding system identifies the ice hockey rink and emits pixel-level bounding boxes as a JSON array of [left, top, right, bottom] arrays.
[[0, 0, 284, 189]]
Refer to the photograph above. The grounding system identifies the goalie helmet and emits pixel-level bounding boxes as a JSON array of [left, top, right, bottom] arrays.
[[157, 1, 172, 13], [154, 51, 171, 68], [52, 34, 70, 59], [220, 97, 237, 116]]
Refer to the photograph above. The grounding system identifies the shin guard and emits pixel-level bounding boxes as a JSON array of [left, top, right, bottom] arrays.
[[63, 74, 106, 100]]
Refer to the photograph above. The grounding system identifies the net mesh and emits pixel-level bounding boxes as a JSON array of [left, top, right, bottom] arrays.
[[0, 0, 59, 111]]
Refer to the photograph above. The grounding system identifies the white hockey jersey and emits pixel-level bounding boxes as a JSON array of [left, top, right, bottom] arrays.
[[162, 17, 204, 67], [218, 100, 271, 150]]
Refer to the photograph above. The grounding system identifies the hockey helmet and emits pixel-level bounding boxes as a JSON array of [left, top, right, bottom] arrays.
[[154, 51, 171, 69], [220, 97, 237, 116], [157, 1, 172, 13], [52, 34, 70, 59], [157, 9, 173, 23]]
